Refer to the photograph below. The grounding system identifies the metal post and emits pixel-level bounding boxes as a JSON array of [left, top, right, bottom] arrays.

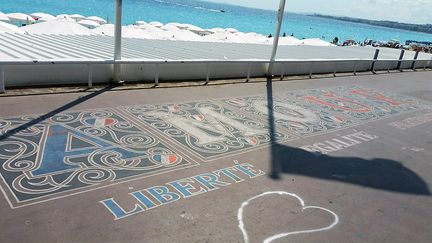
[[0, 65, 4, 93], [353, 60, 357, 76], [154, 64, 159, 85], [280, 63, 284, 80], [246, 63, 251, 82], [113, 0, 123, 83], [267, 0, 287, 76], [87, 64, 93, 88], [309, 62, 313, 79], [371, 49, 379, 74], [397, 49, 405, 71], [205, 63, 210, 83], [411, 51, 419, 70], [333, 61, 337, 77]]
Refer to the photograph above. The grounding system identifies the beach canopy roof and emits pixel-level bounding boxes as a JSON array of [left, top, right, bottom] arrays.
[[30, 13, 55, 21], [0, 12, 10, 22], [0, 21, 25, 34], [86, 16, 107, 24], [77, 19, 101, 29], [6, 13, 35, 24], [21, 19, 94, 35]]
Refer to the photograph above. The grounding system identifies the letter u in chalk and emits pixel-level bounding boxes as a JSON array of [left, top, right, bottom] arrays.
[[303, 92, 371, 113]]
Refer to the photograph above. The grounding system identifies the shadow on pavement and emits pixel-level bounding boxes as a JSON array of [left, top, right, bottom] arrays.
[[0, 85, 113, 141], [265, 77, 430, 195]]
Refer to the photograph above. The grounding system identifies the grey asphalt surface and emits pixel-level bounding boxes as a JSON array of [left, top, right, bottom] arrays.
[[0, 70, 431, 243]]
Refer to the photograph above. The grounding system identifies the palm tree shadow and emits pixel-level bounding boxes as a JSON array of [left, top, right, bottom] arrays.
[[265, 77, 430, 195]]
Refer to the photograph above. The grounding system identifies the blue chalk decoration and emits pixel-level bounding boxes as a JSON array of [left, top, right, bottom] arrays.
[[100, 198, 144, 220], [194, 173, 230, 191], [147, 186, 180, 204]]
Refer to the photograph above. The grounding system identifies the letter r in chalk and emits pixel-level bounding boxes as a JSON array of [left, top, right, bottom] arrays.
[[146, 186, 181, 204], [169, 178, 207, 198], [194, 173, 230, 191]]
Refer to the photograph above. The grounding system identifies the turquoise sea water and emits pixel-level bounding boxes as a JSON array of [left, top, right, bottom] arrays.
[[1, 0, 432, 43]]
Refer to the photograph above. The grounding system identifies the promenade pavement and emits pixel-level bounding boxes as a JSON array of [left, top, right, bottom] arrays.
[[0, 71, 431, 242]]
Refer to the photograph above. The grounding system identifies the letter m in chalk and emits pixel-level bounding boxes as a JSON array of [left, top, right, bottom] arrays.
[[30, 124, 145, 177], [148, 107, 267, 146]]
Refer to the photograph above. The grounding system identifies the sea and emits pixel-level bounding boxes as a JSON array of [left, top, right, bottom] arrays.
[[1, 0, 432, 43]]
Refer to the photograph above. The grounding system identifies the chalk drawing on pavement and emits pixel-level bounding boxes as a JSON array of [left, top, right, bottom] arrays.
[[237, 191, 339, 243]]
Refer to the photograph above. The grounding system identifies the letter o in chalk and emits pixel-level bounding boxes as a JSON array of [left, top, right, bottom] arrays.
[[253, 100, 318, 123]]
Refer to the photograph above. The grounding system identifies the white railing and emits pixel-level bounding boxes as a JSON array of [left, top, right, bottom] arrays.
[[0, 57, 431, 93]]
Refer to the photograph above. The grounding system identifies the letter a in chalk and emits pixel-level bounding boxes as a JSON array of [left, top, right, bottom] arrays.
[[32, 124, 146, 177]]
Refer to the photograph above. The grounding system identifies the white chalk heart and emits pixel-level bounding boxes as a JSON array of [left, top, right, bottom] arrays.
[[237, 191, 339, 243]]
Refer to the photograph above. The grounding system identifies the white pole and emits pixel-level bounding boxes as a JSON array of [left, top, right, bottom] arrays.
[[268, 0, 287, 76], [0, 65, 4, 94], [113, 0, 123, 82]]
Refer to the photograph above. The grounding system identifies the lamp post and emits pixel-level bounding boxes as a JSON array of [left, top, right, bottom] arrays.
[[113, 0, 123, 83], [268, 0, 287, 77]]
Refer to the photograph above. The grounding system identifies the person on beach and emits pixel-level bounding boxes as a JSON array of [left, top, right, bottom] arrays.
[[332, 37, 339, 45]]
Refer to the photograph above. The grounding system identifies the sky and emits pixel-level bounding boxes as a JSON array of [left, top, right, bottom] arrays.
[[206, 0, 432, 25]]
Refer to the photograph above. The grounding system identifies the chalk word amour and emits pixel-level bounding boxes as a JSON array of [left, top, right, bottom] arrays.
[[100, 162, 265, 220]]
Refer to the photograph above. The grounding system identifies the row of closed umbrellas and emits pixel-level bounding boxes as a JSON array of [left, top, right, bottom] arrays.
[[0, 12, 107, 27], [0, 11, 332, 46]]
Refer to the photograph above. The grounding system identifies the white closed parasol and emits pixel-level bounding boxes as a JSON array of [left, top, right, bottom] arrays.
[[0, 21, 25, 34], [86, 16, 107, 24], [77, 19, 101, 29], [0, 12, 11, 23], [21, 19, 94, 35], [6, 13, 35, 26], [30, 13, 55, 21]]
